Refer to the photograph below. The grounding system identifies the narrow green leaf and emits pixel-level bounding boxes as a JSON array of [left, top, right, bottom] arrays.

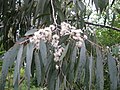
[[48, 70, 57, 90], [77, 0, 85, 11], [24, 29, 38, 36], [39, 40, 47, 67], [108, 53, 117, 90], [34, 51, 41, 86], [89, 54, 93, 90], [0, 44, 20, 90], [93, 0, 99, 11], [25, 42, 34, 89], [96, 47, 104, 90], [35, 0, 48, 17], [59, 43, 69, 61], [111, 13, 116, 26], [59, 35, 69, 45], [84, 55, 89, 90], [55, 76, 60, 90], [74, 42, 86, 82], [13, 44, 23, 89]]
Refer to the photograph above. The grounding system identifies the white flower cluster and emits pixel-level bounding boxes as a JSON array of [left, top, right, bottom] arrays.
[[28, 22, 88, 69], [60, 22, 87, 47], [29, 25, 55, 49], [53, 46, 64, 62], [51, 34, 60, 47]]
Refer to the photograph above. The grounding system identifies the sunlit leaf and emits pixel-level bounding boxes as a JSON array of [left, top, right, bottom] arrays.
[[108, 53, 117, 90]]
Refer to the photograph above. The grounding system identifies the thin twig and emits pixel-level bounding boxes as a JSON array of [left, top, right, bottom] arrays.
[[51, 0, 57, 25], [85, 21, 120, 32]]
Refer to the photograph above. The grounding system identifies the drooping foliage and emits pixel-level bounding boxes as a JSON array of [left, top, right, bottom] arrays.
[[0, 0, 120, 90]]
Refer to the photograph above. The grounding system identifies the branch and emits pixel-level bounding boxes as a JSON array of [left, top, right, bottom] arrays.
[[85, 22, 120, 32], [51, 0, 57, 25]]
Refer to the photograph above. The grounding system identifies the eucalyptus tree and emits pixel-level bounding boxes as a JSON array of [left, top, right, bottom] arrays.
[[0, 0, 120, 90]]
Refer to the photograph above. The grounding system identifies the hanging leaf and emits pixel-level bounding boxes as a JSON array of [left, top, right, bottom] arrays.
[[108, 53, 117, 90], [59, 43, 69, 61], [34, 51, 41, 86], [77, 0, 85, 11], [96, 47, 104, 90], [39, 40, 48, 67], [111, 13, 116, 26], [89, 54, 93, 90], [48, 70, 57, 90], [74, 42, 86, 82], [84, 55, 89, 90], [93, 0, 99, 11], [69, 45, 77, 82], [24, 29, 38, 36], [55, 76, 60, 90], [0, 44, 20, 90], [59, 35, 69, 45], [13, 44, 23, 89], [25, 42, 34, 89]]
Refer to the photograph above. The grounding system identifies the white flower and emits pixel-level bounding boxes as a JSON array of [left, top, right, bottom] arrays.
[[29, 37, 34, 43], [52, 34, 59, 40], [55, 65, 59, 70], [61, 22, 71, 30], [83, 35, 88, 40], [72, 36, 79, 40], [78, 37, 83, 42], [76, 41, 83, 48], [33, 35, 37, 40], [50, 25, 55, 31], [70, 11, 76, 15], [34, 31, 40, 37], [54, 56, 59, 62], [51, 40, 59, 47]]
